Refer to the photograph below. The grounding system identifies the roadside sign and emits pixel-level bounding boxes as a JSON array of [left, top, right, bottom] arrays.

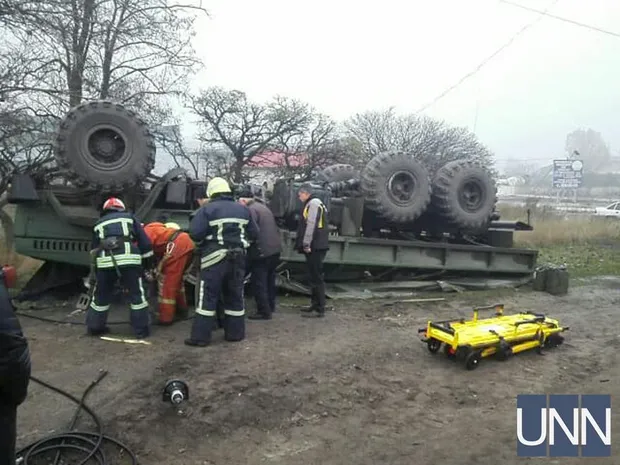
[[552, 159, 583, 188]]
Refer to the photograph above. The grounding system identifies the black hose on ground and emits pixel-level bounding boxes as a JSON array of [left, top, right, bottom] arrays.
[[16, 371, 139, 465], [14, 311, 194, 326]]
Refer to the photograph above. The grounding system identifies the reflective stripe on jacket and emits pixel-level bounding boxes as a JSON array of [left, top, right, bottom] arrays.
[[91, 212, 153, 269], [296, 196, 329, 251], [189, 195, 259, 269]]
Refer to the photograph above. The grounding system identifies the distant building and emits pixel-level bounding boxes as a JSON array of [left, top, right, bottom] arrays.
[[245, 151, 308, 188]]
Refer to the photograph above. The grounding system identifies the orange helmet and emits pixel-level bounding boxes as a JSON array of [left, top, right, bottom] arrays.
[[102, 197, 126, 211]]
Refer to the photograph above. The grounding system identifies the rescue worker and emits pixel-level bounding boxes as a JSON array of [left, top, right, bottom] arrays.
[[0, 266, 31, 464], [143, 221, 195, 325], [86, 197, 154, 338], [295, 183, 329, 317], [185, 177, 259, 347], [238, 187, 282, 320], [188, 195, 226, 329]]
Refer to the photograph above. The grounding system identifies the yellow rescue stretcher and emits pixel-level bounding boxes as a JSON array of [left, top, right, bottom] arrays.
[[418, 303, 569, 370]]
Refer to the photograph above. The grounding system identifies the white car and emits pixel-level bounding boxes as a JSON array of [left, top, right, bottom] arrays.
[[594, 201, 620, 218]]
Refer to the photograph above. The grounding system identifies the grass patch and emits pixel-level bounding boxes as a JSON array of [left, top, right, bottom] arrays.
[[499, 204, 620, 248], [535, 244, 620, 278], [499, 204, 620, 277]]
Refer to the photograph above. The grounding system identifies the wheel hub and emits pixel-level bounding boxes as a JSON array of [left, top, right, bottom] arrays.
[[387, 171, 416, 205], [87, 128, 126, 164], [458, 179, 484, 212]]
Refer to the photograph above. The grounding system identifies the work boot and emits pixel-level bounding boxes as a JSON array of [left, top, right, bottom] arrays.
[[134, 326, 151, 339], [248, 312, 271, 320], [302, 311, 325, 318], [188, 314, 214, 346], [87, 326, 110, 336], [300, 306, 316, 313], [184, 338, 209, 347]]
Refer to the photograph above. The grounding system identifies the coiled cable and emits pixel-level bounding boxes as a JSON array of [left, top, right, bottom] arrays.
[[16, 371, 139, 465]]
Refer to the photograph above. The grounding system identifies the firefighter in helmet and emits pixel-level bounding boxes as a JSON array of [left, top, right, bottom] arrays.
[[143, 221, 195, 325], [185, 177, 259, 347], [86, 197, 154, 338]]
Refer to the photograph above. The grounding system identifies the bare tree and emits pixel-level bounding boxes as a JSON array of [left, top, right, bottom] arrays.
[[199, 145, 236, 180], [345, 107, 496, 175], [270, 115, 365, 180], [2, 0, 206, 111], [153, 124, 199, 179], [190, 87, 316, 182], [0, 0, 206, 240], [565, 128, 610, 173], [0, 105, 59, 251]]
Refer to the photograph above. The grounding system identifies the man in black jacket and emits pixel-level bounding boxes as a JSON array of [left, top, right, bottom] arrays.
[[239, 188, 282, 320], [295, 184, 329, 317], [0, 266, 31, 464]]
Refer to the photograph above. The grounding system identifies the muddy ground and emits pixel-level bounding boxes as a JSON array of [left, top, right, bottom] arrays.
[[13, 277, 620, 465]]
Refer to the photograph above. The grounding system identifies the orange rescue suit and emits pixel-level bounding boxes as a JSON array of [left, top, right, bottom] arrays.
[[143, 222, 195, 324]]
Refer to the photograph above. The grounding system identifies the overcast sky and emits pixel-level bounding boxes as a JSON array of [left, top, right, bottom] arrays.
[[184, 0, 620, 169]]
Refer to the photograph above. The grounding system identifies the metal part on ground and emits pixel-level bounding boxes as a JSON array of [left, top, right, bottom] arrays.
[[100, 336, 152, 345]]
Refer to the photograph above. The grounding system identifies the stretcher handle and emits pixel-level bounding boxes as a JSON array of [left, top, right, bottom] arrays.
[[472, 303, 504, 321], [513, 316, 545, 327]]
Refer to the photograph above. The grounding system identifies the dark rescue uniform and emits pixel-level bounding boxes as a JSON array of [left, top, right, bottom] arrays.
[[0, 279, 31, 464], [86, 211, 154, 338], [188, 194, 259, 344], [295, 195, 329, 314]]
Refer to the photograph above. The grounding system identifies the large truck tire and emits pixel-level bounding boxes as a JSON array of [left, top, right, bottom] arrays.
[[360, 151, 431, 223], [431, 160, 497, 230], [54, 100, 156, 190], [320, 164, 359, 182]]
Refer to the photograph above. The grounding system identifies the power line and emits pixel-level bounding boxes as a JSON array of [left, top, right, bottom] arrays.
[[414, 0, 560, 114], [498, 0, 620, 39]]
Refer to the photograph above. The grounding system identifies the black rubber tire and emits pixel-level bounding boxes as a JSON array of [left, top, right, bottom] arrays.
[[431, 160, 497, 230], [465, 350, 482, 370], [360, 151, 431, 223], [54, 100, 156, 190], [427, 338, 441, 353], [320, 164, 359, 182]]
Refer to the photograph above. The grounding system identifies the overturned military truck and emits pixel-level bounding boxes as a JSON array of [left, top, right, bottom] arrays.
[[7, 100, 537, 298]]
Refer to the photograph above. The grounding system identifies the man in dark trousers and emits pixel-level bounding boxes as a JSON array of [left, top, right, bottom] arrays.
[[86, 197, 155, 339], [185, 177, 259, 347], [295, 183, 329, 317], [0, 265, 31, 464], [238, 187, 282, 320]]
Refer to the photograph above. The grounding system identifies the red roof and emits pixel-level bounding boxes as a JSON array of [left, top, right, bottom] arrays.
[[247, 151, 308, 168]]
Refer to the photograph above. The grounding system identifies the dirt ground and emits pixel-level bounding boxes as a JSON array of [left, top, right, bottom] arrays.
[[14, 277, 620, 465]]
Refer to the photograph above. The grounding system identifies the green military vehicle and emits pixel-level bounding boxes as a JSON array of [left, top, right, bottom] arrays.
[[7, 101, 537, 299]]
